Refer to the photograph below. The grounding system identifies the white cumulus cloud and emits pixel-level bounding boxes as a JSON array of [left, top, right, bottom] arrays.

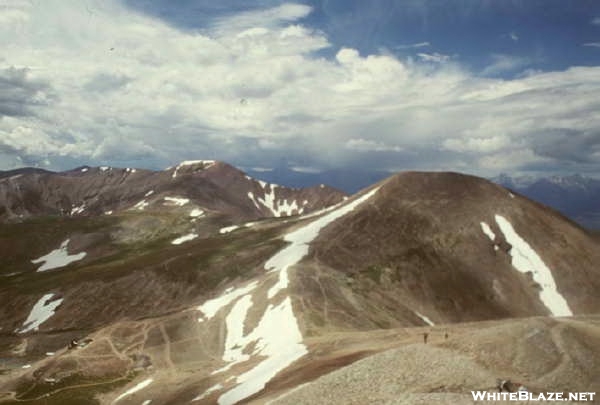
[[0, 1, 600, 177]]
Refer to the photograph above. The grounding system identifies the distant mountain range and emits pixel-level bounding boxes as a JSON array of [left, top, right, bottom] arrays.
[[492, 174, 600, 230], [1, 162, 599, 404], [246, 168, 600, 230]]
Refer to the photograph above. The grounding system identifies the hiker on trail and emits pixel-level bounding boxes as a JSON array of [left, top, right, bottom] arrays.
[[423, 332, 428, 344]]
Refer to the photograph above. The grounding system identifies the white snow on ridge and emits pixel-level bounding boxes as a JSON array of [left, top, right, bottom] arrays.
[[19, 293, 63, 334], [278, 198, 306, 216], [164, 196, 190, 206], [198, 281, 258, 321], [145, 190, 154, 197], [214, 188, 380, 405], [100, 166, 110, 172], [81, 167, 88, 173], [113, 378, 153, 403], [494, 215, 572, 316], [247, 192, 261, 210], [247, 185, 309, 217], [480, 222, 496, 241], [171, 233, 198, 245], [172, 160, 215, 179], [415, 311, 435, 326], [266, 187, 380, 299], [32, 239, 86, 272]]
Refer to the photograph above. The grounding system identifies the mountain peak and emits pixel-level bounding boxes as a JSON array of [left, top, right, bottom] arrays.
[[0, 161, 346, 222]]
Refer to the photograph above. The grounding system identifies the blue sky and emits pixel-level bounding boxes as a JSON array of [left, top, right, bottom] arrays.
[[125, 0, 600, 75], [1, 0, 600, 177]]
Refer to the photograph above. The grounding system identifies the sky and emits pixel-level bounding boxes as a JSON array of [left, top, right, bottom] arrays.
[[2, 0, 600, 178]]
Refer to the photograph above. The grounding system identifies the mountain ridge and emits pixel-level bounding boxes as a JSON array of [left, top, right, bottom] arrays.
[[0, 160, 346, 224], [0, 165, 599, 405]]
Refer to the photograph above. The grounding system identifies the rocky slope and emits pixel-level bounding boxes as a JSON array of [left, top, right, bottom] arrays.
[[301, 171, 600, 332], [0, 169, 598, 405], [0, 160, 345, 223]]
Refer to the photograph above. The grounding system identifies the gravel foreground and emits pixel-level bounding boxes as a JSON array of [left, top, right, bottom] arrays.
[[266, 342, 585, 405]]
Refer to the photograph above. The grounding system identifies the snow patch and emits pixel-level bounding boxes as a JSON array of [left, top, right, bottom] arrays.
[[81, 168, 88, 173], [415, 311, 435, 326], [218, 220, 258, 234], [132, 200, 149, 210], [221, 295, 253, 365], [125, 167, 137, 173], [164, 196, 190, 206], [219, 225, 239, 234], [19, 294, 63, 334], [217, 297, 307, 405], [22, 364, 31, 369], [104, 210, 113, 215], [100, 166, 110, 172], [141, 401, 152, 405], [190, 208, 204, 218], [113, 378, 153, 403], [494, 215, 572, 316], [70, 203, 85, 215], [32, 239, 86, 272], [480, 222, 496, 241], [145, 190, 154, 197], [248, 192, 261, 210], [171, 233, 198, 245], [248, 186, 308, 217], [197, 282, 258, 321], [172, 160, 215, 178]]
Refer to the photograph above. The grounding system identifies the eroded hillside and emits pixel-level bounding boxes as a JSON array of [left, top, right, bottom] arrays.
[[1, 169, 599, 405]]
